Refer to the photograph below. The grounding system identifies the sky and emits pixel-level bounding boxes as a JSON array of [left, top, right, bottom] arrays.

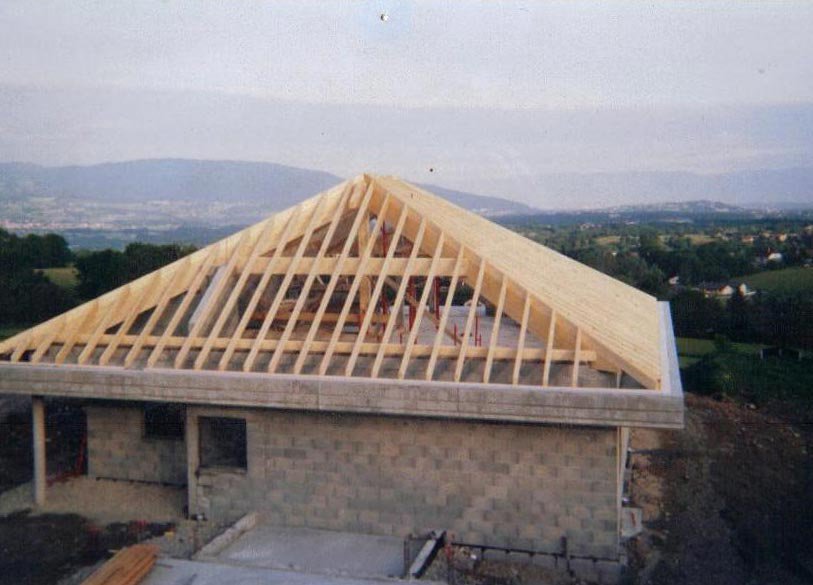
[[1, 0, 812, 207]]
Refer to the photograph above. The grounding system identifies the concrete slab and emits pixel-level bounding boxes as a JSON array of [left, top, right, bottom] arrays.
[[143, 558, 414, 585], [214, 525, 407, 579]]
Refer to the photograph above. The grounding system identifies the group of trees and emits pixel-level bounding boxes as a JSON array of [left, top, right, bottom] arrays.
[[0, 228, 195, 327], [0, 229, 75, 325]]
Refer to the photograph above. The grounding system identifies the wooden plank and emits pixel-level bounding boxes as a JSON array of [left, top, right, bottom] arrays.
[[511, 291, 531, 385], [542, 309, 557, 387], [453, 256, 485, 382], [571, 327, 582, 387], [145, 249, 218, 368], [267, 183, 355, 373], [483, 274, 507, 384], [217, 202, 305, 371], [398, 233, 445, 379], [345, 204, 408, 376], [357, 205, 371, 311], [293, 180, 375, 374], [371, 217, 427, 378], [30, 315, 68, 364], [425, 247, 464, 380], [318, 193, 393, 375], [243, 190, 330, 372], [249, 255, 458, 276], [66, 332, 595, 362]]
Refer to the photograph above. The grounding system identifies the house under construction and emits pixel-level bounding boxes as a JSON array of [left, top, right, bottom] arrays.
[[0, 174, 683, 582]]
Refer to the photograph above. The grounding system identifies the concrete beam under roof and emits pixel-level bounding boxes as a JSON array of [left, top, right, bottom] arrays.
[[0, 303, 683, 430]]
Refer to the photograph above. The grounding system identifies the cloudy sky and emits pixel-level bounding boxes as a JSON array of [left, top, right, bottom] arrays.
[[1, 1, 812, 206]]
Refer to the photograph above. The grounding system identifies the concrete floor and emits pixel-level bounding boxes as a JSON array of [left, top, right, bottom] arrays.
[[143, 558, 423, 585], [213, 525, 407, 579]]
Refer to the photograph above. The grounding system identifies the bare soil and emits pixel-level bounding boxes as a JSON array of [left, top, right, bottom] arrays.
[[627, 393, 813, 585]]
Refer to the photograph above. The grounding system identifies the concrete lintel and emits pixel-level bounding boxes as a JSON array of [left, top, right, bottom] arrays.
[[0, 361, 683, 428]]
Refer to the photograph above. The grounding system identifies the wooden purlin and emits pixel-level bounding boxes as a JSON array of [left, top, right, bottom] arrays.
[[293, 180, 376, 374]]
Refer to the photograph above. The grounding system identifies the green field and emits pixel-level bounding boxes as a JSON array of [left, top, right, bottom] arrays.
[[676, 337, 763, 368], [37, 266, 79, 290], [735, 266, 813, 294]]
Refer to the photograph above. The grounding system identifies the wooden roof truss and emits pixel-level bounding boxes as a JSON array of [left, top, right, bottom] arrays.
[[0, 174, 661, 390]]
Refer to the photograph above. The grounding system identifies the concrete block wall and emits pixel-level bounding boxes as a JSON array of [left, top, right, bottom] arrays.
[[192, 407, 621, 560], [86, 404, 187, 485]]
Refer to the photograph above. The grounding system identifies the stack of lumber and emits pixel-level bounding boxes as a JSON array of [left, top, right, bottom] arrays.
[[81, 544, 159, 585]]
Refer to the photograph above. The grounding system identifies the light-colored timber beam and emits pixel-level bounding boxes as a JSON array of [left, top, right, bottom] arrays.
[[425, 247, 465, 380], [398, 232, 445, 379], [346, 204, 408, 376], [453, 256, 486, 382], [243, 189, 331, 372], [542, 309, 557, 387], [512, 291, 531, 385], [293, 180, 375, 374], [483, 274, 507, 384], [371, 217, 427, 378], [318, 193, 393, 375], [268, 184, 355, 373]]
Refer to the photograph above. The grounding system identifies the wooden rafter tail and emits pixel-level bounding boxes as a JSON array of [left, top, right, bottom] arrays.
[[293, 179, 375, 375], [219, 201, 304, 371], [541, 309, 557, 387], [268, 181, 357, 374], [570, 327, 582, 387], [345, 203, 409, 376], [398, 232, 445, 380], [511, 291, 531, 385], [453, 256, 486, 382], [318, 193, 393, 376], [483, 274, 507, 384], [425, 246, 465, 381], [243, 188, 333, 372], [371, 217, 427, 378]]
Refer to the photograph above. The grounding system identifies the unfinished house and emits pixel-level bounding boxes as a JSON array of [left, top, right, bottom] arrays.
[[0, 175, 683, 582]]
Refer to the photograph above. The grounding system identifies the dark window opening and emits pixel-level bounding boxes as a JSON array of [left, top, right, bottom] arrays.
[[144, 404, 185, 440], [199, 417, 247, 469]]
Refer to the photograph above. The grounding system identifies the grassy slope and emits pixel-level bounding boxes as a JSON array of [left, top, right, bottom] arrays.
[[36, 267, 79, 290], [734, 266, 813, 294]]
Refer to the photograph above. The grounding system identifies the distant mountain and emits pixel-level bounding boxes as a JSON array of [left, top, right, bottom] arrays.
[[505, 167, 813, 210], [0, 159, 533, 219]]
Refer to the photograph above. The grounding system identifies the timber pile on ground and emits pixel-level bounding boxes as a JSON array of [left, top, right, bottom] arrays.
[[80, 544, 158, 585]]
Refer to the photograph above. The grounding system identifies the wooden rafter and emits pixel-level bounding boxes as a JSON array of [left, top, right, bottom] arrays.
[[453, 256, 485, 382]]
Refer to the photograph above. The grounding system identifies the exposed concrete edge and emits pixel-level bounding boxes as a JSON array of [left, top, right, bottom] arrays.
[[658, 301, 685, 427], [0, 360, 683, 428], [193, 512, 258, 560]]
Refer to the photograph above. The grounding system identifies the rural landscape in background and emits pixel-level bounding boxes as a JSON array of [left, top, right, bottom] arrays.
[[1, 2, 812, 585]]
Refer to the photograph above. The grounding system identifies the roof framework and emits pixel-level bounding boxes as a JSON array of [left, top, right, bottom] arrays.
[[0, 175, 662, 390]]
